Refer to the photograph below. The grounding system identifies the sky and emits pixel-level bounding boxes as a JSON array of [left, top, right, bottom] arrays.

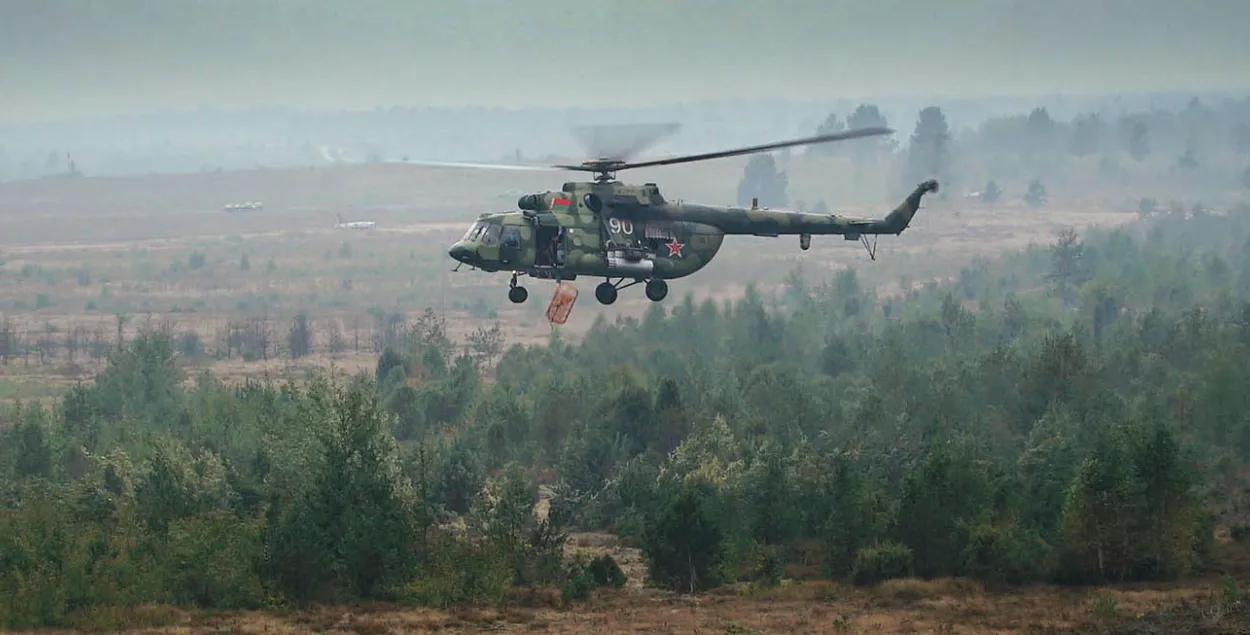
[[1, 0, 1248, 122]]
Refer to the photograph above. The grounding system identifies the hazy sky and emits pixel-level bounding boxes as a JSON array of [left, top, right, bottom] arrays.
[[2, 0, 1248, 122]]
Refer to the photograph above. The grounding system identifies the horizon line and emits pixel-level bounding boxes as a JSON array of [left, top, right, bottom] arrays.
[[4, 88, 1248, 127]]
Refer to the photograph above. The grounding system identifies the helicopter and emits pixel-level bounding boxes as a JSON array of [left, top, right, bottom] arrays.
[[412, 123, 939, 306]]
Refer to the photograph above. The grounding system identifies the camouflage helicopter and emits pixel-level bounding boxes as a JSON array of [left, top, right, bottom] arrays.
[[414, 123, 938, 305]]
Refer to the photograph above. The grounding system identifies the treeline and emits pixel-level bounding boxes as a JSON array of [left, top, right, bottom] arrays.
[[740, 96, 1250, 210], [0, 308, 507, 369], [5, 201, 1250, 627], [5, 93, 1201, 180], [6, 92, 1247, 190]]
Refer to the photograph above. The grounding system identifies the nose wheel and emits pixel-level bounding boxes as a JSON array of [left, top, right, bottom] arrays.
[[508, 272, 528, 303]]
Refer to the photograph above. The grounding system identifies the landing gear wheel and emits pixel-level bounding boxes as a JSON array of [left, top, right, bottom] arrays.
[[507, 272, 527, 303], [595, 281, 618, 305], [645, 279, 668, 302]]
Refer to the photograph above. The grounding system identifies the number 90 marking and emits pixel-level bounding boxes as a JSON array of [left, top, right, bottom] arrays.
[[608, 218, 634, 235]]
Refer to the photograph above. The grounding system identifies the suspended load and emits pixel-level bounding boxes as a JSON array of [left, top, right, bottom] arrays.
[[546, 281, 578, 325]]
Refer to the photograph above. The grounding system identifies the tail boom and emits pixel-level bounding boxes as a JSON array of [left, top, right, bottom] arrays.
[[691, 179, 939, 238], [867, 178, 939, 235]]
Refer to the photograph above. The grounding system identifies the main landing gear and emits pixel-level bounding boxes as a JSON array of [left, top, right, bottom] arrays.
[[645, 279, 668, 302], [507, 272, 528, 304], [593, 277, 668, 305], [504, 272, 668, 305]]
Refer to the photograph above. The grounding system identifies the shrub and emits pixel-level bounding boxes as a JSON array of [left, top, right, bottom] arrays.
[[560, 553, 625, 603], [587, 554, 627, 589], [852, 542, 913, 586], [640, 483, 729, 593]]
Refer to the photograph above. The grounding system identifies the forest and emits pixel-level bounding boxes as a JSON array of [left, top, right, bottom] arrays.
[[7, 92, 1250, 196], [737, 95, 1250, 213], [4, 175, 1250, 629]]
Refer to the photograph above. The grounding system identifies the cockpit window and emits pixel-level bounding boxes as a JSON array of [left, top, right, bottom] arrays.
[[481, 223, 502, 246], [462, 221, 488, 242]]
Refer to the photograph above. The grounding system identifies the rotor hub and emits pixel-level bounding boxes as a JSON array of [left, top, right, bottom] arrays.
[[573, 159, 628, 182]]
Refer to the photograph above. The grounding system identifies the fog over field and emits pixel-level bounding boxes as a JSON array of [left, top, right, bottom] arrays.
[[1, 0, 1249, 176], [4, 0, 1249, 117]]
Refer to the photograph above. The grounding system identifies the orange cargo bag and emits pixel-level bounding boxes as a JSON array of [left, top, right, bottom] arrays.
[[546, 281, 578, 325]]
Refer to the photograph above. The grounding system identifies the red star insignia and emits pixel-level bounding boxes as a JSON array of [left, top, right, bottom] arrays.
[[666, 238, 685, 257]]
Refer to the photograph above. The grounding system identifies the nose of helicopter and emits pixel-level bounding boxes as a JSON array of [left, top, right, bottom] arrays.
[[448, 241, 474, 264]]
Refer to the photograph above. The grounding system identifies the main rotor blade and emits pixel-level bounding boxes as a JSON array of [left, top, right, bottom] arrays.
[[617, 126, 894, 170], [387, 159, 564, 173]]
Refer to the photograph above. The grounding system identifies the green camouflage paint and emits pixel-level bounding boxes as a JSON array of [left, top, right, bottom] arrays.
[[439, 124, 930, 304], [449, 179, 937, 283]]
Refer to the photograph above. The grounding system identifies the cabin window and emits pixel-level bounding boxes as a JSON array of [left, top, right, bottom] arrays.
[[500, 226, 520, 248], [481, 223, 502, 245]]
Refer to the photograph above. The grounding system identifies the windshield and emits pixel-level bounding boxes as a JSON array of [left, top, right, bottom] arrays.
[[461, 221, 488, 242], [480, 223, 503, 246]]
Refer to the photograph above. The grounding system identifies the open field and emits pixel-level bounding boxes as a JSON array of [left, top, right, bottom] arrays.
[[0, 159, 1137, 401]]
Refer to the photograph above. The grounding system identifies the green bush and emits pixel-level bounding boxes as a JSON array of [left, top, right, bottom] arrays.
[[399, 534, 513, 608], [164, 511, 266, 609], [560, 553, 627, 603], [587, 554, 628, 588], [640, 483, 729, 594], [960, 523, 1055, 585], [851, 542, 913, 586], [560, 564, 595, 603], [752, 546, 786, 586]]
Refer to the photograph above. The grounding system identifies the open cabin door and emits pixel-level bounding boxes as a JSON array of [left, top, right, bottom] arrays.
[[534, 216, 567, 268]]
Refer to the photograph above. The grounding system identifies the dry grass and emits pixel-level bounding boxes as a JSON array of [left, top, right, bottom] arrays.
[[39, 534, 1250, 633], [38, 573, 1250, 634]]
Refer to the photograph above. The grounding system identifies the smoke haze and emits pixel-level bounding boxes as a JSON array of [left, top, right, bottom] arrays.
[[2, 0, 1248, 122]]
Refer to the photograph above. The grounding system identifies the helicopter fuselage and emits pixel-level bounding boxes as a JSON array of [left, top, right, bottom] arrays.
[[447, 178, 938, 305]]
